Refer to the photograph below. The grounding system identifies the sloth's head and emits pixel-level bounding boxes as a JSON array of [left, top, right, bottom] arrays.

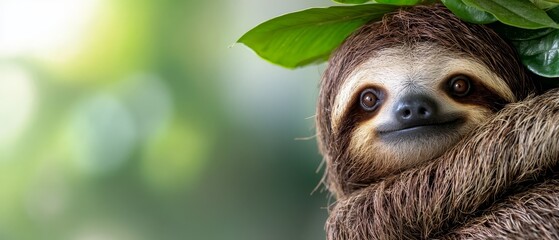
[[317, 5, 537, 196]]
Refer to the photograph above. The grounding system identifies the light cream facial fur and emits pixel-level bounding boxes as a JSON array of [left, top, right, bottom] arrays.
[[332, 44, 514, 132], [332, 44, 513, 168]]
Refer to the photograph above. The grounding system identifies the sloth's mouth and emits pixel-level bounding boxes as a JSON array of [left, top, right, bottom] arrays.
[[377, 117, 466, 142]]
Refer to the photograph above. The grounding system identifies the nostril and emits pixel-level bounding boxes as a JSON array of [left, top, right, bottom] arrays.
[[394, 94, 439, 123], [418, 107, 429, 116], [403, 109, 411, 118]]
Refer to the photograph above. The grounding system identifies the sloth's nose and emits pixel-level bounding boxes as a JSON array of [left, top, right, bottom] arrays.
[[394, 94, 438, 124]]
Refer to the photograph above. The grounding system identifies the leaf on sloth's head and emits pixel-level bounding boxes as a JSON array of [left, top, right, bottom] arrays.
[[238, 1, 559, 80], [333, 0, 371, 4], [491, 6, 559, 78], [462, 0, 559, 29], [237, 4, 397, 68]]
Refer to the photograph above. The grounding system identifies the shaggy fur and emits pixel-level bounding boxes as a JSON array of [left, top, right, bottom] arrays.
[[317, 4, 536, 197], [325, 89, 559, 239], [442, 177, 559, 239], [317, 4, 559, 239]]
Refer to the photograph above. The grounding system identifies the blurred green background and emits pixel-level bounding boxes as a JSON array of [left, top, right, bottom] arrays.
[[0, 0, 331, 239]]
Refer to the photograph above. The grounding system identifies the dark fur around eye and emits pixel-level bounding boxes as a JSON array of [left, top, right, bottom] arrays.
[[443, 74, 508, 112]]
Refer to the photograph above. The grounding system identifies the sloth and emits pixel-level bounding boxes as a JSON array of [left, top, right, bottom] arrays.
[[316, 4, 559, 239]]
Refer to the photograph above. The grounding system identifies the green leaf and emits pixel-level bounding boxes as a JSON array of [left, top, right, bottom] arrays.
[[462, 0, 559, 29], [374, 0, 421, 5], [504, 7, 559, 77], [530, 0, 559, 9], [441, 0, 497, 24], [488, 7, 559, 77], [238, 4, 398, 68], [514, 29, 559, 77], [333, 0, 370, 4], [490, 22, 554, 40], [547, 5, 559, 21]]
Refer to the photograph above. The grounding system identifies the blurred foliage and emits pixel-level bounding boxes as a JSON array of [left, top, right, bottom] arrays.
[[0, 0, 328, 239]]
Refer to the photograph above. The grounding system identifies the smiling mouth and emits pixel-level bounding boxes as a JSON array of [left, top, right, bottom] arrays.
[[377, 117, 465, 142]]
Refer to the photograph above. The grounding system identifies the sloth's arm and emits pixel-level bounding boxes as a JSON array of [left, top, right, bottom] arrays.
[[440, 177, 559, 239], [326, 89, 559, 240]]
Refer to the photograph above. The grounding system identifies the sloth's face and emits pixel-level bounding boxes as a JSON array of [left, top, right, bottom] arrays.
[[331, 44, 515, 173]]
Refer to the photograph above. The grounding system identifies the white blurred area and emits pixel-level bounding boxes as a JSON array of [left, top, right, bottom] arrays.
[[0, 0, 100, 59], [0, 65, 36, 153], [0, 0, 101, 155]]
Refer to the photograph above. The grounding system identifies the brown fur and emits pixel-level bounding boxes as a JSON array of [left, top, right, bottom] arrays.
[[317, 4, 536, 197], [442, 176, 559, 239], [317, 4, 559, 239], [324, 89, 559, 239]]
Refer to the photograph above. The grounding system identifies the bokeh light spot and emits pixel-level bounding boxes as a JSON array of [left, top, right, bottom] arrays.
[[25, 169, 70, 223], [70, 94, 137, 176], [117, 74, 173, 140], [70, 221, 143, 240], [141, 120, 210, 193]]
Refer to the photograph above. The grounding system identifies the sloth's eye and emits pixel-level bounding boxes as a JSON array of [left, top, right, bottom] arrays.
[[360, 89, 380, 111], [448, 75, 471, 97]]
